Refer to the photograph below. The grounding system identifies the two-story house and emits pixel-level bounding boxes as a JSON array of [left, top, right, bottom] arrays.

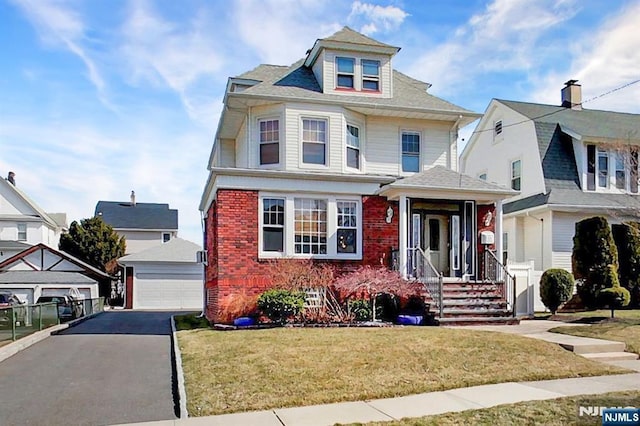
[[0, 172, 67, 260], [95, 193, 203, 310], [461, 81, 640, 296], [200, 27, 517, 324], [94, 191, 178, 255]]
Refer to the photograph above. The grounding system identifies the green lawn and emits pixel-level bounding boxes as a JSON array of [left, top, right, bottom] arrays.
[[349, 391, 640, 426], [177, 326, 628, 416]]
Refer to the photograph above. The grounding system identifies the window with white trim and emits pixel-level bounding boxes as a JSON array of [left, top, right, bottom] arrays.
[[511, 159, 521, 190], [294, 199, 327, 254], [402, 131, 420, 172], [597, 148, 609, 188], [346, 124, 360, 169], [262, 198, 285, 252], [336, 57, 355, 89], [17, 223, 27, 241], [259, 119, 279, 165], [259, 195, 361, 259], [302, 119, 327, 165], [361, 59, 380, 91], [616, 152, 626, 189], [337, 201, 357, 254]]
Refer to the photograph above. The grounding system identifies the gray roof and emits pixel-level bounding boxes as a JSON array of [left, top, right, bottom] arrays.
[[232, 61, 474, 116], [118, 238, 201, 263], [320, 26, 398, 49], [95, 201, 178, 230], [499, 100, 640, 213], [0, 271, 97, 285], [383, 165, 515, 194], [0, 240, 31, 250], [498, 100, 640, 142]]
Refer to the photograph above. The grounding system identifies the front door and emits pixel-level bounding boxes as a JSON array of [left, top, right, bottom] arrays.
[[424, 215, 449, 275]]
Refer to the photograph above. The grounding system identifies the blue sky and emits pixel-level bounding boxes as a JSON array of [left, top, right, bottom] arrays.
[[1, 0, 639, 244]]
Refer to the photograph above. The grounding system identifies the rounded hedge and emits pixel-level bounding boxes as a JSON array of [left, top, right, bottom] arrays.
[[540, 268, 574, 314], [257, 289, 306, 324]]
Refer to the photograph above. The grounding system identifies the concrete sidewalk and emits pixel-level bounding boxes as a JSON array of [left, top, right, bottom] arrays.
[[116, 372, 640, 426]]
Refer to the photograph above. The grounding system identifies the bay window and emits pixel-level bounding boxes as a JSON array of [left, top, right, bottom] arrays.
[[302, 119, 327, 165], [259, 119, 279, 165], [259, 194, 361, 259], [346, 124, 360, 169]]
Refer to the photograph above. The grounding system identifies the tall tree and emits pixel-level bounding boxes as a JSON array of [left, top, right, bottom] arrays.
[[59, 217, 126, 274]]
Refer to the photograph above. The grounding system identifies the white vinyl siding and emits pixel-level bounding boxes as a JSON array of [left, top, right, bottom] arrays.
[[321, 49, 392, 98], [235, 120, 248, 168], [219, 139, 236, 167]]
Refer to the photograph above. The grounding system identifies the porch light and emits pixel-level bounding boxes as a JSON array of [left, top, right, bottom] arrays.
[[385, 206, 394, 223]]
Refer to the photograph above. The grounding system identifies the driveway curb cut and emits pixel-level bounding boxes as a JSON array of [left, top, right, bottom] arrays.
[[0, 310, 107, 363], [171, 315, 189, 419], [0, 323, 69, 363]]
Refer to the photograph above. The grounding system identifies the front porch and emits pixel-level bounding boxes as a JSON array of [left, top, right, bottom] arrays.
[[379, 166, 519, 325]]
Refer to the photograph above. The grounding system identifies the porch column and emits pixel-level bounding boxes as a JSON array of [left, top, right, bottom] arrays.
[[495, 200, 503, 265], [399, 195, 408, 278]]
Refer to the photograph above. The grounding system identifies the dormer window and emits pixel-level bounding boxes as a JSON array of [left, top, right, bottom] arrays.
[[336, 57, 355, 89], [362, 60, 380, 91]]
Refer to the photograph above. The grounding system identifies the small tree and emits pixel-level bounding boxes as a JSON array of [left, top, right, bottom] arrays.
[[598, 265, 631, 318], [332, 266, 423, 321], [612, 222, 640, 307], [540, 269, 574, 314], [572, 216, 619, 309]]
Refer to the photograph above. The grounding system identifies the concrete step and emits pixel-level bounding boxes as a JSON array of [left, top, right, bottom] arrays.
[[581, 352, 639, 362], [442, 308, 512, 318], [439, 316, 520, 326], [525, 332, 627, 354]]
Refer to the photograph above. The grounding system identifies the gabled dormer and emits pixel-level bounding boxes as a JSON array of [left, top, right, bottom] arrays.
[[304, 27, 400, 99]]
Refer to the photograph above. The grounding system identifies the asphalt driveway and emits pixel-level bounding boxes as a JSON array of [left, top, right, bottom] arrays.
[[0, 311, 186, 426]]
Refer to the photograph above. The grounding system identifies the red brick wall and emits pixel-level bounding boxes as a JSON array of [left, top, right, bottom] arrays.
[[203, 190, 399, 322]]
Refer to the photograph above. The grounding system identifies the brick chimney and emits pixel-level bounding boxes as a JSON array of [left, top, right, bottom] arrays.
[[130, 190, 136, 206], [561, 79, 582, 110]]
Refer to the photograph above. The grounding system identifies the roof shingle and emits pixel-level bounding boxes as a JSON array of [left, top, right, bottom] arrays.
[[94, 201, 178, 230]]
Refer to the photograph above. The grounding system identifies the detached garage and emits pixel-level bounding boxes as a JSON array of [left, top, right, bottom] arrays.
[[0, 270, 99, 304], [119, 238, 203, 310]]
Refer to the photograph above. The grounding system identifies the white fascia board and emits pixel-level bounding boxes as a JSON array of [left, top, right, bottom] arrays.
[[114, 228, 176, 232], [379, 186, 514, 203], [215, 174, 383, 196]]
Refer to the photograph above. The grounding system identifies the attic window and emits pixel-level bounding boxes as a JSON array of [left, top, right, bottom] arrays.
[[17, 223, 27, 241], [362, 60, 380, 91], [336, 57, 355, 89]]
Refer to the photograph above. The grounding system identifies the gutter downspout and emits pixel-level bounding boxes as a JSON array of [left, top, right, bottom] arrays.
[[198, 210, 207, 318], [450, 115, 463, 171]]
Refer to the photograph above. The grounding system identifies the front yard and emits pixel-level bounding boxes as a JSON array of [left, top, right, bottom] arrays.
[[177, 325, 627, 416], [550, 311, 640, 355]]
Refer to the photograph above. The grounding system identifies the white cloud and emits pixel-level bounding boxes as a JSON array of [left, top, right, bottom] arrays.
[[119, 1, 224, 128], [11, 0, 112, 108], [348, 1, 408, 35], [531, 1, 640, 113], [233, 0, 342, 65], [406, 0, 579, 94]]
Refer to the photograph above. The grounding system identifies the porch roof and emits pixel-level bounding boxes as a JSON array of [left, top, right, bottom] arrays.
[[377, 166, 516, 202]]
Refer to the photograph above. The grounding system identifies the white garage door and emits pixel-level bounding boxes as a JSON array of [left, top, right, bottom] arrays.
[[134, 273, 203, 309], [1, 288, 34, 305]]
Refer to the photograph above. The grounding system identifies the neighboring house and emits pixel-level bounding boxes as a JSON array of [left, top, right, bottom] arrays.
[[119, 238, 203, 310], [94, 192, 178, 254], [0, 240, 31, 262], [0, 243, 108, 304], [461, 80, 640, 309], [200, 27, 517, 324], [0, 174, 67, 247]]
